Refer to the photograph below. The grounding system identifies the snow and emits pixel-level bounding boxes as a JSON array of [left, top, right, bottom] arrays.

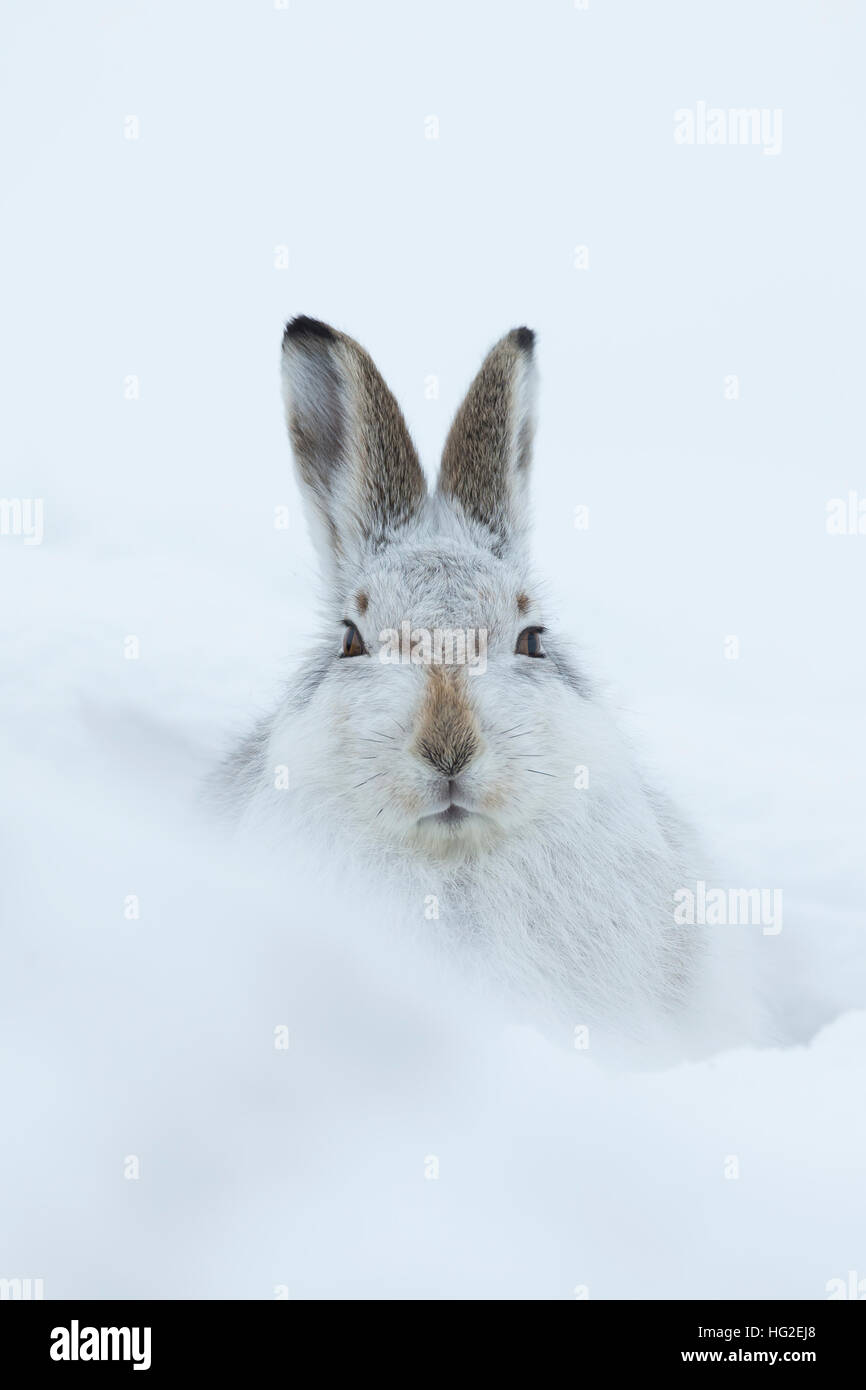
[[1, 0, 864, 1298]]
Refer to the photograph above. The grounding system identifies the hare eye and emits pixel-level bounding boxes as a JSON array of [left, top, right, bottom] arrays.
[[341, 622, 367, 658], [516, 626, 545, 658]]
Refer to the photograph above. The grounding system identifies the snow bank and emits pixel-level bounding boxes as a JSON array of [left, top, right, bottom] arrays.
[[1, 537, 863, 1299]]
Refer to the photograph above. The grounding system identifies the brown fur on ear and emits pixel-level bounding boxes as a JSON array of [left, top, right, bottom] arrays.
[[437, 327, 537, 549], [281, 317, 426, 571]]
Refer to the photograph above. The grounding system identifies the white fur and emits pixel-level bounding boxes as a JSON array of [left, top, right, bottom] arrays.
[[225, 329, 762, 1059]]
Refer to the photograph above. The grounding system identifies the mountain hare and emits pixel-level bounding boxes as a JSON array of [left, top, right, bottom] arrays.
[[226, 317, 756, 1052]]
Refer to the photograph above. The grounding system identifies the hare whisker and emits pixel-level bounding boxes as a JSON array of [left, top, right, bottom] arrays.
[[351, 772, 387, 790]]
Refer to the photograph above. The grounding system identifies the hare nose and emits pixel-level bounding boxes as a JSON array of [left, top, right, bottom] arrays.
[[418, 735, 478, 780], [412, 669, 482, 779]]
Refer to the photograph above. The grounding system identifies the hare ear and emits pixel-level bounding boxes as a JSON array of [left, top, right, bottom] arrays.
[[281, 316, 426, 579], [437, 327, 537, 551]]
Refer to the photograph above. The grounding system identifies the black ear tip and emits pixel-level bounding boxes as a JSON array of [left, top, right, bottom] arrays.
[[283, 315, 337, 347], [512, 326, 535, 353]]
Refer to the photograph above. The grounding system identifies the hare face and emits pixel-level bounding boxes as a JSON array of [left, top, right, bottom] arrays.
[[257, 317, 620, 860], [282, 523, 599, 858]]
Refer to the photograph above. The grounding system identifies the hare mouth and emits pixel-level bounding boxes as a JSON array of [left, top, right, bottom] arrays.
[[420, 804, 477, 827]]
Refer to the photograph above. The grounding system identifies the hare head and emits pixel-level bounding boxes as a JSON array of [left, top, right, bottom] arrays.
[[275, 317, 607, 861]]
